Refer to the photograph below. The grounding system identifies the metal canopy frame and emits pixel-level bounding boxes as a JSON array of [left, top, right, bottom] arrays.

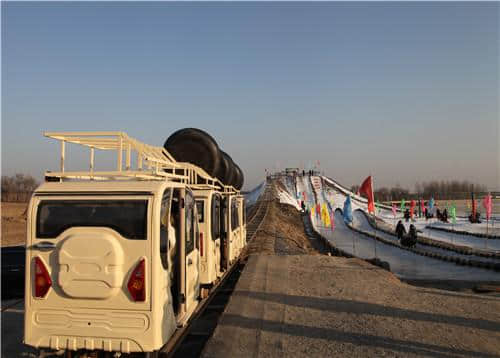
[[44, 131, 239, 193]]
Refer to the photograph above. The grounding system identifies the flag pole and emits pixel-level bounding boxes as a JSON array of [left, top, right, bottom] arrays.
[[372, 175, 377, 259], [352, 224, 356, 255], [486, 217, 489, 249], [485, 193, 489, 249]]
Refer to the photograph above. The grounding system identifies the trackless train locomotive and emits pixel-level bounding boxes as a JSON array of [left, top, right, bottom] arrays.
[[24, 129, 247, 357]]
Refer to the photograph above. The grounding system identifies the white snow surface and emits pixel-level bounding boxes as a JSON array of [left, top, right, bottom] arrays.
[[276, 178, 301, 210], [275, 174, 500, 252]]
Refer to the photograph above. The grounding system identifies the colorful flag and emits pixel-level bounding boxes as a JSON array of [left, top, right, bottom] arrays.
[[401, 198, 406, 212], [392, 203, 397, 218], [410, 200, 416, 218], [420, 200, 425, 216], [450, 204, 457, 224], [359, 176, 375, 213], [322, 203, 330, 227], [483, 193, 492, 220], [428, 197, 434, 210], [343, 196, 353, 224], [471, 192, 476, 218]]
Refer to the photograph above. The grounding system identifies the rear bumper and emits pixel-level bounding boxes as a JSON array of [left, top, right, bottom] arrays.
[[25, 308, 154, 353], [30, 335, 145, 353]]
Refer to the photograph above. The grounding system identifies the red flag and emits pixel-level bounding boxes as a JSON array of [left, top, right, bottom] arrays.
[[359, 176, 375, 213], [483, 194, 492, 220], [410, 200, 416, 218]]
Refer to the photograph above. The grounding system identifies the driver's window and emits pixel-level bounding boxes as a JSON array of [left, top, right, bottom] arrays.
[[211, 195, 220, 240], [194, 202, 200, 250], [185, 191, 195, 254], [159, 188, 172, 270], [220, 198, 227, 238]]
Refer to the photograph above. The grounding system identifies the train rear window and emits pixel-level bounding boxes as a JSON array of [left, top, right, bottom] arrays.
[[36, 200, 148, 240]]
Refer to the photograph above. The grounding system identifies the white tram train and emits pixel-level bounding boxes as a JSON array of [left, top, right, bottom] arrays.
[[24, 131, 247, 357]]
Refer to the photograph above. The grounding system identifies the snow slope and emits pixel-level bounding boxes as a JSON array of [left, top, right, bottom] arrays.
[[277, 174, 500, 252]]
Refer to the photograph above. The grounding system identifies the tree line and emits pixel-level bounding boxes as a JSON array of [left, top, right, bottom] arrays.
[[351, 180, 489, 202], [1, 174, 39, 202]]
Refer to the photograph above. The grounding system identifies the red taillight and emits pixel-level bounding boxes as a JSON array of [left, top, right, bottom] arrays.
[[34, 257, 52, 298], [127, 259, 145, 302], [200, 232, 204, 257]]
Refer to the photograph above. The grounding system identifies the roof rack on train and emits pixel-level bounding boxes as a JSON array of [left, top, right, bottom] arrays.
[[43, 131, 240, 193]]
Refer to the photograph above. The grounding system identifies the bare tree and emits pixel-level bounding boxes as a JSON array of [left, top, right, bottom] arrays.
[[2, 174, 39, 202]]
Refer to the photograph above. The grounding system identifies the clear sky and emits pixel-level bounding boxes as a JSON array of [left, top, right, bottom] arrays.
[[2, 2, 499, 191]]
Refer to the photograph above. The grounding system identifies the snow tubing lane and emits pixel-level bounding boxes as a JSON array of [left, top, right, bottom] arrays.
[[354, 210, 500, 259], [164, 128, 221, 178], [304, 208, 391, 272], [349, 210, 500, 272], [425, 225, 500, 240]]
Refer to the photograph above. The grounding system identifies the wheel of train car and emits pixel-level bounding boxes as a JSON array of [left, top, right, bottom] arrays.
[[217, 150, 235, 185], [164, 128, 221, 177], [233, 162, 244, 190]]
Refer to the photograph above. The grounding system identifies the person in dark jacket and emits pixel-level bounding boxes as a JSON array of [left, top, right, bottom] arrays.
[[395, 220, 406, 241], [408, 224, 417, 247], [404, 209, 410, 222], [442, 208, 448, 223]]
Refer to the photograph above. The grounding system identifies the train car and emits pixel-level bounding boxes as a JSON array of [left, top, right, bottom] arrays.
[[238, 195, 247, 249], [223, 192, 240, 266], [24, 131, 246, 357], [194, 188, 223, 297]]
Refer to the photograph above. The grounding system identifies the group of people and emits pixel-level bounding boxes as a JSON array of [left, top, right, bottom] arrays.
[[395, 220, 417, 248], [435, 208, 448, 223]]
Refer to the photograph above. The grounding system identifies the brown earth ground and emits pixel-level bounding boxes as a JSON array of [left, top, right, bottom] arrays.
[[1, 202, 28, 247], [245, 181, 322, 257]]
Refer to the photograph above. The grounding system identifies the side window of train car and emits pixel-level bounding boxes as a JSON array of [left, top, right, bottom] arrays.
[[231, 200, 239, 231], [221, 198, 227, 238], [159, 188, 172, 270], [196, 200, 204, 223], [236, 201, 240, 229], [211, 195, 220, 240], [194, 203, 200, 250], [185, 191, 195, 254]]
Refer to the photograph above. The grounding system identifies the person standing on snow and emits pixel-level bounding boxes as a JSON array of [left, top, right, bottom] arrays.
[[395, 220, 406, 241], [408, 224, 417, 247]]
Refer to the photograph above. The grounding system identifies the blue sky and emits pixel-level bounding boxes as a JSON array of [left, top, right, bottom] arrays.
[[2, 2, 499, 190]]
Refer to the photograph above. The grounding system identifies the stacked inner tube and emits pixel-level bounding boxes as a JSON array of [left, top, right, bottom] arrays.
[[163, 128, 244, 190]]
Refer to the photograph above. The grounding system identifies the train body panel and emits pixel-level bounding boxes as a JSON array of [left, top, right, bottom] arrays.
[[194, 190, 223, 286]]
